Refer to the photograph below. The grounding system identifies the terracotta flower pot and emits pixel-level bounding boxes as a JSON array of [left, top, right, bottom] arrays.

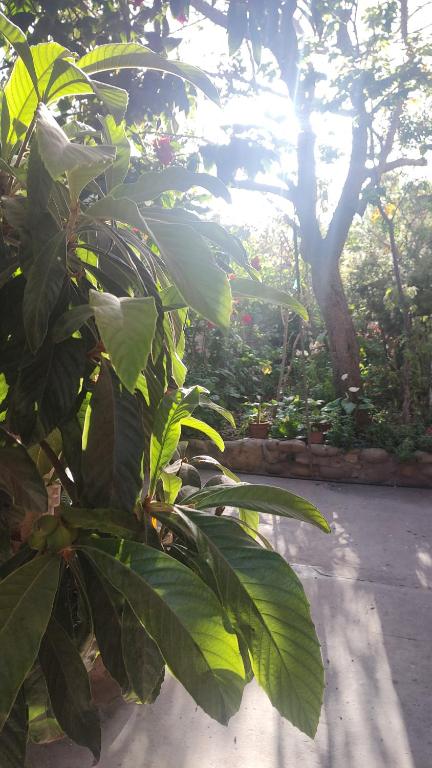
[[248, 422, 271, 439], [309, 430, 324, 444]]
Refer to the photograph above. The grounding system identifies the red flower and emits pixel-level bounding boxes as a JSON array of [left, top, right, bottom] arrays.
[[228, 273, 236, 280], [251, 256, 261, 270], [153, 137, 174, 166], [177, 13, 188, 24], [241, 313, 253, 326]]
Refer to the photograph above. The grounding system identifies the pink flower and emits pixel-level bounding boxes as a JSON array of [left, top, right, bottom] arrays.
[[241, 313, 253, 326], [177, 13, 188, 24], [153, 137, 174, 166], [251, 256, 261, 270]]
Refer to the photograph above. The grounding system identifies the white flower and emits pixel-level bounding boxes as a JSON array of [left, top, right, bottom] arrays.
[[341, 373, 349, 381], [348, 386, 360, 393]]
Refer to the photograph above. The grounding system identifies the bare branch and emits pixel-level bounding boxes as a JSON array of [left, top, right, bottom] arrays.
[[381, 156, 428, 173], [190, 0, 228, 28], [231, 178, 295, 201]]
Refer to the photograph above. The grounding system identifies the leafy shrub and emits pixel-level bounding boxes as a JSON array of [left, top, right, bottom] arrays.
[[0, 15, 327, 765]]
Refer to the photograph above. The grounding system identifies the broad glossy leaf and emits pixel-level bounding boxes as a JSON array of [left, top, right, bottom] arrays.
[[51, 304, 94, 344], [22, 229, 66, 353], [189, 455, 240, 483], [3, 42, 69, 154], [179, 510, 324, 737], [239, 508, 260, 539], [230, 278, 308, 320], [0, 688, 28, 768], [36, 104, 115, 201], [85, 194, 145, 230], [100, 115, 130, 191], [122, 602, 165, 704], [0, 555, 60, 730], [181, 416, 224, 451], [0, 10, 38, 94], [80, 557, 129, 691], [146, 221, 232, 328], [0, 430, 47, 515], [112, 166, 230, 203], [77, 43, 219, 104], [199, 394, 236, 428], [39, 618, 100, 761], [80, 537, 246, 724], [149, 387, 201, 496], [25, 666, 63, 745], [81, 363, 143, 512], [184, 484, 331, 533], [160, 469, 182, 504], [89, 291, 158, 393]]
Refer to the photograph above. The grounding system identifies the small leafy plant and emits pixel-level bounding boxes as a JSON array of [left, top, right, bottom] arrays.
[[0, 14, 329, 766]]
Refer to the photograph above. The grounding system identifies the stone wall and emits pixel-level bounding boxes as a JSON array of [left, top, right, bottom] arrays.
[[188, 438, 432, 488]]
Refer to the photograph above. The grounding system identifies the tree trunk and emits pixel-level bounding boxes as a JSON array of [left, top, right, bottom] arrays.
[[310, 258, 362, 395]]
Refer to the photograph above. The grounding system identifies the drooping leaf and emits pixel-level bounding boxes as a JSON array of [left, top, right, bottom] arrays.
[[22, 229, 67, 354], [61, 506, 139, 539], [111, 166, 230, 203], [51, 304, 94, 344], [81, 363, 144, 512], [122, 602, 165, 704], [0, 688, 28, 768], [0, 430, 47, 516], [160, 469, 182, 504], [0, 554, 60, 731], [80, 537, 246, 724], [36, 104, 115, 201], [149, 387, 201, 496], [39, 618, 101, 762], [189, 455, 240, 483], [100, 115, 130, 192], [146, 221, 232, 328], [198, 394, 236, 428], [238, 508, 260, 538], [178, 510, 324, 737], [181, 416, 224, 451], [89, 291, 158, 393], [230, 278, 308, 320], [76, 43, 219, 104], [80, 557, 129, 691], [0, 11, 38, 94], [184, 484, 331, 532]]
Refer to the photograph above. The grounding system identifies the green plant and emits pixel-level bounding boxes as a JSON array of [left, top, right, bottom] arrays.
[[0, 16, 328, 766], [243, 396, 274, 424]]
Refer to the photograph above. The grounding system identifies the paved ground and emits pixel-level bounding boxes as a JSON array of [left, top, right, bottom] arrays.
[[29, 477, 432, 768]]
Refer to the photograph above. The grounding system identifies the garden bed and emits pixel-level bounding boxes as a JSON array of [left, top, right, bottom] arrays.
[[188, 438, 432, 488]]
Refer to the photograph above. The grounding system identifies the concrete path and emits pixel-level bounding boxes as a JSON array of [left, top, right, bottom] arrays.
[[29, 478, 432, 768]]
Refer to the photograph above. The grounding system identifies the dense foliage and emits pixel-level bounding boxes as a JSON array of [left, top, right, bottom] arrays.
[[0, 13, 331, 766]]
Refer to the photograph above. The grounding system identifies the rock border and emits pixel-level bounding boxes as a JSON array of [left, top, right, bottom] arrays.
[[188, 438, 432, 488]]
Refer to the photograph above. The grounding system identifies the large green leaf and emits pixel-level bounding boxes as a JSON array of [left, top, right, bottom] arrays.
[[36, 104, 115, 201], [230, 278, 308, 320], [81, 363, 144, 512], [149, 387, 201, 496], [22, 229, 67, 354], [100, 115, 130, 192], [111, 166, 230, 203], [89, 291, 158, 393], [0, 555, 60, 730], [0, 11, 38, 95], [0, 688, 28, 768], [178, 510, 324, 737], [122, 602, 165, 704], [184, 484, 331, 533], [3, 42, 69, 154], [80, 557, 129, 691], [199, 394, 236, 428], [76, 43, 219, 104], [39, 618, 101, 762], [146, 221, 232, 328], [80, 538, 246, 724], [0, 430, 47, 516], [61, 506, 139, 539], [84, 194, 145, 230], [181, 416, 224, 451]]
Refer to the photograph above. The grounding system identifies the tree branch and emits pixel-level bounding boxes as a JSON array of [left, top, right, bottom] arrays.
[[380, 156, 428, 173], [231, 178, 294, 201], [190, 0, 228, 28], [324, 86, 369, 262]]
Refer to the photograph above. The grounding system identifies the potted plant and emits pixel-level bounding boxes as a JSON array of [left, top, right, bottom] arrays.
[[244, 397, 273, 438]]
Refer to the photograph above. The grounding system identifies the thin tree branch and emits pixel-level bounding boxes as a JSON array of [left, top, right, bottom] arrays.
[[380, 156, 428, 173], [231, 178, 294, 201]]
